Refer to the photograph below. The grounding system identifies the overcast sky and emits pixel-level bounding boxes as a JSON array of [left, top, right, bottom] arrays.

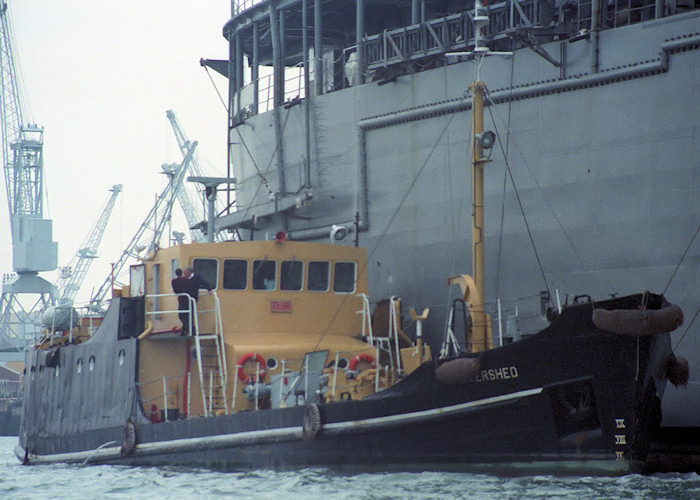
[[3, 1, 231, 303]]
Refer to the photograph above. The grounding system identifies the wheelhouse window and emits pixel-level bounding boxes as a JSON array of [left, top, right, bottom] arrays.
[[252, 260, 276, 290], [193, 258, 218, 290], [280, 260, 303, 291], [308, 261, 329, 292], [223, 259, 248, 290], [333, 262, 356, 293]]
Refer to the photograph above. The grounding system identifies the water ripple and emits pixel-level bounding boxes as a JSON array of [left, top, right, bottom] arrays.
[[2, 438, 699, 499]]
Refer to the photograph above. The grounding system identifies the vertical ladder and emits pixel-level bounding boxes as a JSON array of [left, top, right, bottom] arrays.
[[192, 293, 228, 417]]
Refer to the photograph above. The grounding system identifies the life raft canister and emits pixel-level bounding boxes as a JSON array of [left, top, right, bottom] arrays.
[[348, 353, 376, 372], [237, 352, 268, 384]]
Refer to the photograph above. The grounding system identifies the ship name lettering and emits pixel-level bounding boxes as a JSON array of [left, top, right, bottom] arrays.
[[475, 366, 518, 382]]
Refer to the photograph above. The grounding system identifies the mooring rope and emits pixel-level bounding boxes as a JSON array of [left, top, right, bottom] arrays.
[[663, 224, 699, 295]]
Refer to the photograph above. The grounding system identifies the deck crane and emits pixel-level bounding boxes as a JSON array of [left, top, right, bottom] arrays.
[[88, 144, 197, 312], [0, 1, 58, 349], [55, 184, 122, 305], [165, 110, 230, 242]]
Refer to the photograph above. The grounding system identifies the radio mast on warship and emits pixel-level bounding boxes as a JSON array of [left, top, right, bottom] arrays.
[[0, 1, 58, 352]]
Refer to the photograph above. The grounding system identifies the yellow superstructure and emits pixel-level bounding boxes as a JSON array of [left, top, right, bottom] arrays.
[[128, 239, 428, 419]]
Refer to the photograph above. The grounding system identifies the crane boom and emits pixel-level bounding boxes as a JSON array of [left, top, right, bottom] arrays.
[[56, 184, 122, 305], [166, 110, 229, 242], [162, 160, 205, 242], [0, 1, 22, 220], [88, 144, 197, 311]]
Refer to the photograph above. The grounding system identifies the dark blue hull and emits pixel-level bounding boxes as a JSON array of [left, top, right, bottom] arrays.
[[17, 293, 673, 473]]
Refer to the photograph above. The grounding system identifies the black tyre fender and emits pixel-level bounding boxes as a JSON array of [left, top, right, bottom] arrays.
[[120, 418, 137, 457], [302, 403, 322, 442]]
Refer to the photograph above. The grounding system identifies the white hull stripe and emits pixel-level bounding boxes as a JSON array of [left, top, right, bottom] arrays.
[[322, 387, 544, 434], [16, 386, 543, 465]]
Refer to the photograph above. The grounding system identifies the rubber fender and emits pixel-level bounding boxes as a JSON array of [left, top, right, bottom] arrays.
[[302, 403, 322, 442], [592, 304, 683, 336], [435, 357, 481, 384]]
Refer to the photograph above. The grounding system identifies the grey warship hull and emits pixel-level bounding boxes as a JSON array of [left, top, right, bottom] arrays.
[[214, 2, 699, 425]]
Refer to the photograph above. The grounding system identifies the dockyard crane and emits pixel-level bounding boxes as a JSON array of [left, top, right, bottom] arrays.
[[0, 1, 58, 349], [161, 160, 205, 243], [166, 110, 230, 242], [55, 184, 122, 305], [88, 144, 197, 312]]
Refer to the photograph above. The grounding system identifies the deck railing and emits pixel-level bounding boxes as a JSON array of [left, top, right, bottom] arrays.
[[230, 0, 667, 117]]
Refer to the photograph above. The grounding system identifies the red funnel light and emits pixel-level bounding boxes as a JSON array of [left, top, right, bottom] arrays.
[[275, 231, 287, 243]]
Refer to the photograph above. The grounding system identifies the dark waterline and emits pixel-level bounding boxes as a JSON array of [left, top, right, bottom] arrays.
[[2, 437, 699, 499]]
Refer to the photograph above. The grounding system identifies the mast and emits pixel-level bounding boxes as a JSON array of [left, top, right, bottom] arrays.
[[449, 0, 509, 353], [470, 80, 489, 352]]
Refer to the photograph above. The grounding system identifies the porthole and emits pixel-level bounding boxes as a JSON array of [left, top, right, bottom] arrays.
[[266, 357, 278, 370], [89, 355, 95, 371], [118, 349, 126, 366], [30, 366, 35, 373], [77, 358, 83, 374], [39, 365, 44, 373]]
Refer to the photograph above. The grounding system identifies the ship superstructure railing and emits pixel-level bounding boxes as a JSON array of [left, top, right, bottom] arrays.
[[439, 290, 557, 353], [232, 0, 266, 15], [227, 0, 683, 120], [146, 292, 198, 335], [356, 293, 406, 384], [135, 342, 402, 418], [360, 12, 473, 70], [137, 373, 189, 422], [234, 63, 306, 118], [232, 347, 395, 409], [145, 291, 228, 418], [603, 0, 658, 28], [356, 293, 374, 342], [491, 292, 567, 344]]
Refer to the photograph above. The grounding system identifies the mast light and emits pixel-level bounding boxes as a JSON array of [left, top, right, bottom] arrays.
[[475, 131, 496, 149]]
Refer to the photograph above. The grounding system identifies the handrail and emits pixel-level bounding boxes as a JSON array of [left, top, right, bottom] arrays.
[[356, 293, 373, 343], [232, 0, 266, 15], [145, 291, 197, 335], [144, 290, 226, 417], [136, 373, 186, 421], [146, 290, 225, 336], [227, 0, 681, 121], [388, 296, 402, 373], [212, 293, 228, 391]]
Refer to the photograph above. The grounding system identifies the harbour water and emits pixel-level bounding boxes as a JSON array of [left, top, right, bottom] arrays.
[[1, 438, 699, 499]]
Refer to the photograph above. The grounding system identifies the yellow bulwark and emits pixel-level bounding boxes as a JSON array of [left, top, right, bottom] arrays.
[[128, 239, 429, 419]]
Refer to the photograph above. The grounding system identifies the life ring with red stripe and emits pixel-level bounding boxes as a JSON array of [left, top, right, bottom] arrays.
[[237, 352, 267, 384], [348, 353, 376, 372]]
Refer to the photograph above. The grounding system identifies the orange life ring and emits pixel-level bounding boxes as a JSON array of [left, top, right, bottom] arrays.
[[348, 353, 376, 372], [237, 352, 267, 384]]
